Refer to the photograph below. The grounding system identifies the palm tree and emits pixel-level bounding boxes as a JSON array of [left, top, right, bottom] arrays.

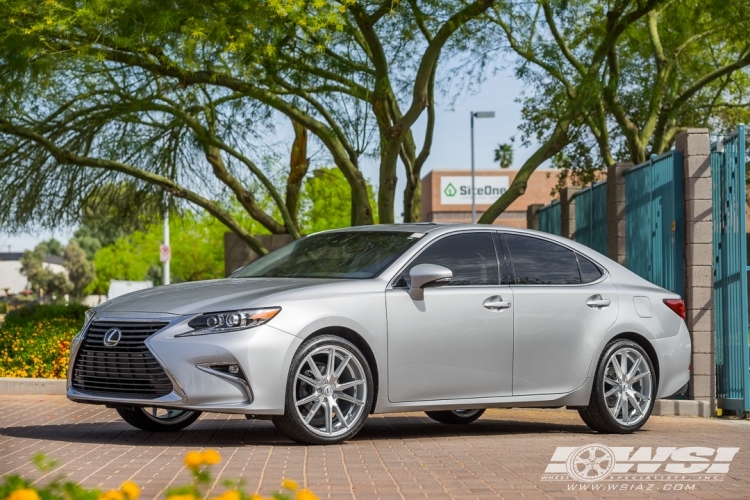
[[494, 142, 514, 169]]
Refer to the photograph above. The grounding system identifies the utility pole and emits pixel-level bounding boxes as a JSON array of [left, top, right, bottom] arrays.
[[470, 111, 495, 223], [160, 197, 171, 285]]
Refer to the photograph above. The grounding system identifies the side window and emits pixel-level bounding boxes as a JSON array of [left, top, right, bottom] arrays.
[[397, 233, 499, 287], [577, 253, 603, 283], [504, 233, 581, 285]]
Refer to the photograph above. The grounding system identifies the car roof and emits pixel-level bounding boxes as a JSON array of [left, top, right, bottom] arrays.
[[323, 223, 453, 234]]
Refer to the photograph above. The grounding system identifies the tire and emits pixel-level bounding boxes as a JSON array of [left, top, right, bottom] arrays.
[[579, 339, 656, 434], [272, 335, 374, 445], [116, 407, 201, 432], [425, 408, 485, 425]]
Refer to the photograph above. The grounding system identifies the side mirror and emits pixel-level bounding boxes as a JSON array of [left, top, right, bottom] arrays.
[[408, 264, 452, 301]]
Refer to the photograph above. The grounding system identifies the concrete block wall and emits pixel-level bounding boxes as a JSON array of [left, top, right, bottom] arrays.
[[606, 163, 631, 265], [526, 204, 544, 230], [560, 186, 581, 239], [674, 128, 715, 409]]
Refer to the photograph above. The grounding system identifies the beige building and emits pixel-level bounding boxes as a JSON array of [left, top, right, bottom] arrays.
[[421, 169, 562, 228]]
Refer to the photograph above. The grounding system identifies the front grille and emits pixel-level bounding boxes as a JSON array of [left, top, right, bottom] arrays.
[[72, 321, 173, 399]]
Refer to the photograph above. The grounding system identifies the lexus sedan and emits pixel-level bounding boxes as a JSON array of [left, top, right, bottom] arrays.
[[67, 224, 691, 444]]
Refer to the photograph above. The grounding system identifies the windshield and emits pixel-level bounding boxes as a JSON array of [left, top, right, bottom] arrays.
[[233, 231, 423, 279]]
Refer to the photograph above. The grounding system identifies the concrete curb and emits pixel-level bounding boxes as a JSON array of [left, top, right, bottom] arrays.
[[653, 399, 712, 418], [0, 377, 66, 395]]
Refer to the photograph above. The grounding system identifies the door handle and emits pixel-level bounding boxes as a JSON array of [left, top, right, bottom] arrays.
[[586, 294, 611, 309], [483, 295, 511, 310]]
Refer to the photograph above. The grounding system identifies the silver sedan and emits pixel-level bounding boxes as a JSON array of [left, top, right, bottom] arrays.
[[67, 224, 691, 444]]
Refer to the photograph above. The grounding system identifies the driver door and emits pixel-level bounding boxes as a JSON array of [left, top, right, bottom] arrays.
[[386, 232, 514, 403]]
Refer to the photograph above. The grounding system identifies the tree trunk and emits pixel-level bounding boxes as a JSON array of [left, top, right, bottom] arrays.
[[285, 120, 309, 228]]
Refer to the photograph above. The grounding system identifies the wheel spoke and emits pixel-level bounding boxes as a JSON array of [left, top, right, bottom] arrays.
[[611, 357, 624, 381], [296, 392, 319, 406], [332, 400, 349, 429], [633, 390, 650, 402], [336, 379, 365, 391], [625, 357, 641, 382], [632, 370, 651, 383], [336, 392, 364, 405], [627, 392, 643, 415], [297, 373, 318, 387], [334, 354, 351, 378], [326, 347, 336, 377], [622, 397, 629, 424], [611, 394, 622, 418], [305, 400, 322, 424], [604, 387, 619, 397], [306, 356, 323, 380], [620, 353, 629, 380], [324, 401, 333, 434], [604, 377, 619, 387]]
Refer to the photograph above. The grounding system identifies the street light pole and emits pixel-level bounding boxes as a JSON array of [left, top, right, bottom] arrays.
[[470, 111, 495, 223]]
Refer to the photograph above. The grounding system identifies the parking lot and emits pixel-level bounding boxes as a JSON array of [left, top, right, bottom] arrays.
[[1, 395, 749, 499]]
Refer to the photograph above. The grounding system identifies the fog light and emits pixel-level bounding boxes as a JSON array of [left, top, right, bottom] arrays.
[[228, 364, 239, 374]]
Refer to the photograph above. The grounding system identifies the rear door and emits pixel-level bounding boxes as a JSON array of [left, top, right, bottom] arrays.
[[500, 233, 619, 396]]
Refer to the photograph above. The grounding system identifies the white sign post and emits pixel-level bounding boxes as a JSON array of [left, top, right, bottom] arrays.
[[440, 176, 509, 206]]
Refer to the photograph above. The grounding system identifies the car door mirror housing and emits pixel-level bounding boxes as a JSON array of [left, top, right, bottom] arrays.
[[408, 264, 452, 300]]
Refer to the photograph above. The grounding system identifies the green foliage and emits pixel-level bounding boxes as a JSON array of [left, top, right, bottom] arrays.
[[88, 210, 231, 293], [19, 245, 73, 299], [299, 168, 378, 233], [0, 304, 87, 378], [493, 141, 514, 169], [63, 241, 95, 299]]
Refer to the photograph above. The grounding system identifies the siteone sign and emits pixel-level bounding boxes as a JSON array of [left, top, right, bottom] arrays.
[[440, 176, 510, 205]]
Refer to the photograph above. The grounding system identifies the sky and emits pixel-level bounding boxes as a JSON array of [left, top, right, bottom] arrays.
[[0, 69, 537, 253]]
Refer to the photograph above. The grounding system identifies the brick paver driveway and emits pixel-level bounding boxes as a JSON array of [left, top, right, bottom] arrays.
[[2, 396, 749, 499]]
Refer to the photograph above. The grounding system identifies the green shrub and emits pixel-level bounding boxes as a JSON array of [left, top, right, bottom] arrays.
[[0, 304, 88, 379], [0, 301, 6, 314]]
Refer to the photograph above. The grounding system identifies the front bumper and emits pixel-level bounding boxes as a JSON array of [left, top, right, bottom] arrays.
[[67, 314, 301, 415]]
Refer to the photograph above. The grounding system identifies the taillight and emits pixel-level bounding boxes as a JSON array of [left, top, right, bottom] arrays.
[[663, 299, 686, 319]]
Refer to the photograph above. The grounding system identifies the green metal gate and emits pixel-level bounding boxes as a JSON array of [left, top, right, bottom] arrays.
[[624, 151, 685, 295], [712, 124, 750, 413], [539, 200, 561, 236], [573, 181, 607, 254]]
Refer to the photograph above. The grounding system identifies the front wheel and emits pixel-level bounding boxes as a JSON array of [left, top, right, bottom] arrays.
[[425, 409, 485, 425], [579, 339, 656, 433], [116, 407, 201, 432], [272, 335, 374, 445]]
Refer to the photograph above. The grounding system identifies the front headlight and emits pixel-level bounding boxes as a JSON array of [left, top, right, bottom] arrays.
[[177, 307, 281, 337]]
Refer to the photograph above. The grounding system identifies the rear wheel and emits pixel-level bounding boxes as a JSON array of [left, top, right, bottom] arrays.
[[579, 339, 655, 433], [116, 407, 201, 432], [272, 336, 374, 445], [425, 408, 485, 425]]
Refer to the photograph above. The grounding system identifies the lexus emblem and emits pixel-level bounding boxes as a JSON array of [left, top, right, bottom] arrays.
[[103, 328, 122, 347]]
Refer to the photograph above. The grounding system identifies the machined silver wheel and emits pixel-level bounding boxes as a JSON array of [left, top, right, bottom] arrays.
[[603, 347, 653, 426], [452, 409, 482, 418], [293, 344, 368, 438]]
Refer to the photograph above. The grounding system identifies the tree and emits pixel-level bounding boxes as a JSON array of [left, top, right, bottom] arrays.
[[479, 0, 750, 221], [19, 244, 73, 299], [63, 241, 95, 299], [299, 167, 378, 234], [0, 0, 496, 248], [493, 141, 514, 169]]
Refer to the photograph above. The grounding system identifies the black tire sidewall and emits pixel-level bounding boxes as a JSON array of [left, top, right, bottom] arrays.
[[117, 407, 201, 432], [591, 339, 656, 432], [276, 335, 374, 445]]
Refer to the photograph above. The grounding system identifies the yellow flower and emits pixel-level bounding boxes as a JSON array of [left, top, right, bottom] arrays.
[[99, 490, 125, 500], [201, 449, 221, 465], [120, 481, 140, 500], [184, 451, 203, 470], [249, 495, 264, 500], [218, 491, 240, 500], [8, 489, 40, 500], [281, 479, 298, 491], [167, 495, 195, 500], [295, 490, 318, 500]]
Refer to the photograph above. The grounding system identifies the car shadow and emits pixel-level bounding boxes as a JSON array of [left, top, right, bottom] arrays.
[[0, 414, 594, 446]]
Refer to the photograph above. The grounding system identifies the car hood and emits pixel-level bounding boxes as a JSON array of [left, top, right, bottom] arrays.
[[93, 278, 353, 316]]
